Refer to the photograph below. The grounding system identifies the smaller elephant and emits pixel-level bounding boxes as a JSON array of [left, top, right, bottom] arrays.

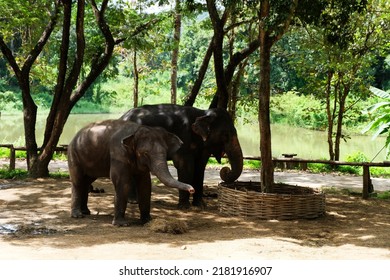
[[67, 119, 194, 226]]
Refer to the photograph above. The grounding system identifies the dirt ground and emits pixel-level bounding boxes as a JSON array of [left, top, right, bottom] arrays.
[[1, 167, 390, 260]]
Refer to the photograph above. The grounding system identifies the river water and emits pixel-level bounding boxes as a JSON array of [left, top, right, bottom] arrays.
[[0, 113, 387, 161]]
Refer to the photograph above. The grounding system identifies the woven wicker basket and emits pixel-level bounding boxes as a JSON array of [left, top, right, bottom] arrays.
[[218, 181, 325, 220]]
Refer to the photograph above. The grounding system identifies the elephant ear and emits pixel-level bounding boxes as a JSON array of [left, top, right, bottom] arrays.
[[121, 132, 136, 153], [166, 132, 184, 157], [192, 113, 216, 141]]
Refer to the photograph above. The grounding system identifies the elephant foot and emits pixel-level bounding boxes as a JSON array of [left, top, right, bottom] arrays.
[[112, 217, 130, 227], [81, 208, 91, 215], [71, 209, 85, 218], [140, 214, 152, 225], [192, 199, 207, 210], [177, 201, 191, 210]]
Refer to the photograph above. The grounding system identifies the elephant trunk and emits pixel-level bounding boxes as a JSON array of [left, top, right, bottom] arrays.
[[150, 160, 195, 193], [220, 134, 243, 183]]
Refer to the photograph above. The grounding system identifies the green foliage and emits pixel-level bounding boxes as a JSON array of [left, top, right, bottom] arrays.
[[370, 167, 390, 178], [207, 158, 260, 170], [307, 151, 390, 177], [0, 91, 23, 112], [52, 152, 67, 161], [244, 160, 261, 169], [337, 151, 368, 175], [377, 191, 390, 199], [307, 162, 334, 173], [0, 148, 26, 159], [0, 167, 67, 179], [270, 92, 327, 130], [362, 86, 390, 157], [0, 168, 28, 179], [49, 171, 69, 179], [0, 148, 9, 158]]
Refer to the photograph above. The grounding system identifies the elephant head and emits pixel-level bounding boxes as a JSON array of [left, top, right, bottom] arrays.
[[121, 126, 195, 193], [192, 108, 243, 183]]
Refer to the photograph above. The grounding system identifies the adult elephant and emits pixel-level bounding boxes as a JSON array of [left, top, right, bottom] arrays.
[[120, 104, 243, 208], [68, 119, 194, 226]]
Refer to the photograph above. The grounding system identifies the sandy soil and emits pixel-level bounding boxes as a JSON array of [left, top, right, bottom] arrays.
[[1, 164, 390, 260]]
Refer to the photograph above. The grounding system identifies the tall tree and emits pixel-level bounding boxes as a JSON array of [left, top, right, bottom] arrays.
[[0, 0, 125, 177], [206, 0, 229, 108], [294, 0, 389, 161], [121, 2, 165, 108], [185, 0, 260, 109], [257, 0, 298, 192], [170, 0, 182, 104], [254, 0, 369, 191], [0, 0, 62, 175]]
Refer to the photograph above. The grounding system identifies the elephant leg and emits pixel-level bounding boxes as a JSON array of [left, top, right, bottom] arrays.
[[173, 154, 194, 209], [70, 174, 95, 218], [127, 176, 138, 204], [192, 155, 209, 208], [111, 168, 132, 226], [136, 171, 152, 224]]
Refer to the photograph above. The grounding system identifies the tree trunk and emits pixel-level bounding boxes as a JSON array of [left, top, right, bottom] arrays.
[[228, 61, 247, 121], [258, 0, 275, 192], [0, 1, 61, 177], [30, 0, 84, 178], [31, 0, 119, 177], [257, 0, 297, 191], [170, 0, 181, 105], [184, 38, 213, 107], [21, 80, 39, 172], [325, 70, 335, 161], [334, 81, 350, 161], [259, 34, 274, 193], [133, 50, 139, 108], [209, 38, 260, 109], [206, 0, 229, 109]]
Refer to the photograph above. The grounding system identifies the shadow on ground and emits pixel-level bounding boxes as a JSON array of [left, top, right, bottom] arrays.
[[1, 177, 390, 258]]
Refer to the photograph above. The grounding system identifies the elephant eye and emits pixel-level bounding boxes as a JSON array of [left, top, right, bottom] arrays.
[[137, 151, 148, 158]]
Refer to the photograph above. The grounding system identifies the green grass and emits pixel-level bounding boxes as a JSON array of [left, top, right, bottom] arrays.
[[321, 187, 390, 199], [207, 158, 261, 169], [0, 148, 27, 159], [0, 167, 69, 179], [377, 191, 390, 199], [49, 171, 69, 179], [0, 168, 28, 179]]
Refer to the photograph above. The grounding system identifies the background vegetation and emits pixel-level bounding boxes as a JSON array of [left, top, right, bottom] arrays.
[[1, 0, 390, 181]]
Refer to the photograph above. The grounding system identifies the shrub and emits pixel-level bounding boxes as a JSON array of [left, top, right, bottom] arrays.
[[337, 151, 368, 175], [0, 168, 28, 179]]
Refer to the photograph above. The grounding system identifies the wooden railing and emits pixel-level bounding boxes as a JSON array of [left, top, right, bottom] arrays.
[[245, 155, 390, 199], [0, 144, 67, 171], [1, 144, 389, 199]]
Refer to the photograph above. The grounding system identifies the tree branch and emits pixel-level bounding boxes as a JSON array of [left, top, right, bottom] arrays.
[[0, 35, 21, 79], [64, 0, 85, 93], [0, 0, 61, 81], [70, 0, 118, 105], [22, 0, 61, 75]]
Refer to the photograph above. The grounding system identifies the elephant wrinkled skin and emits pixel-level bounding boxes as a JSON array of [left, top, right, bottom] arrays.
[[120, 104, 243, 208], [67, 119, 194, 226]]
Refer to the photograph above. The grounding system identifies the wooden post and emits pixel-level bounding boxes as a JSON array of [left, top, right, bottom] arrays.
[[362, 165, 370, 199], [9, 145, 15, 171]]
